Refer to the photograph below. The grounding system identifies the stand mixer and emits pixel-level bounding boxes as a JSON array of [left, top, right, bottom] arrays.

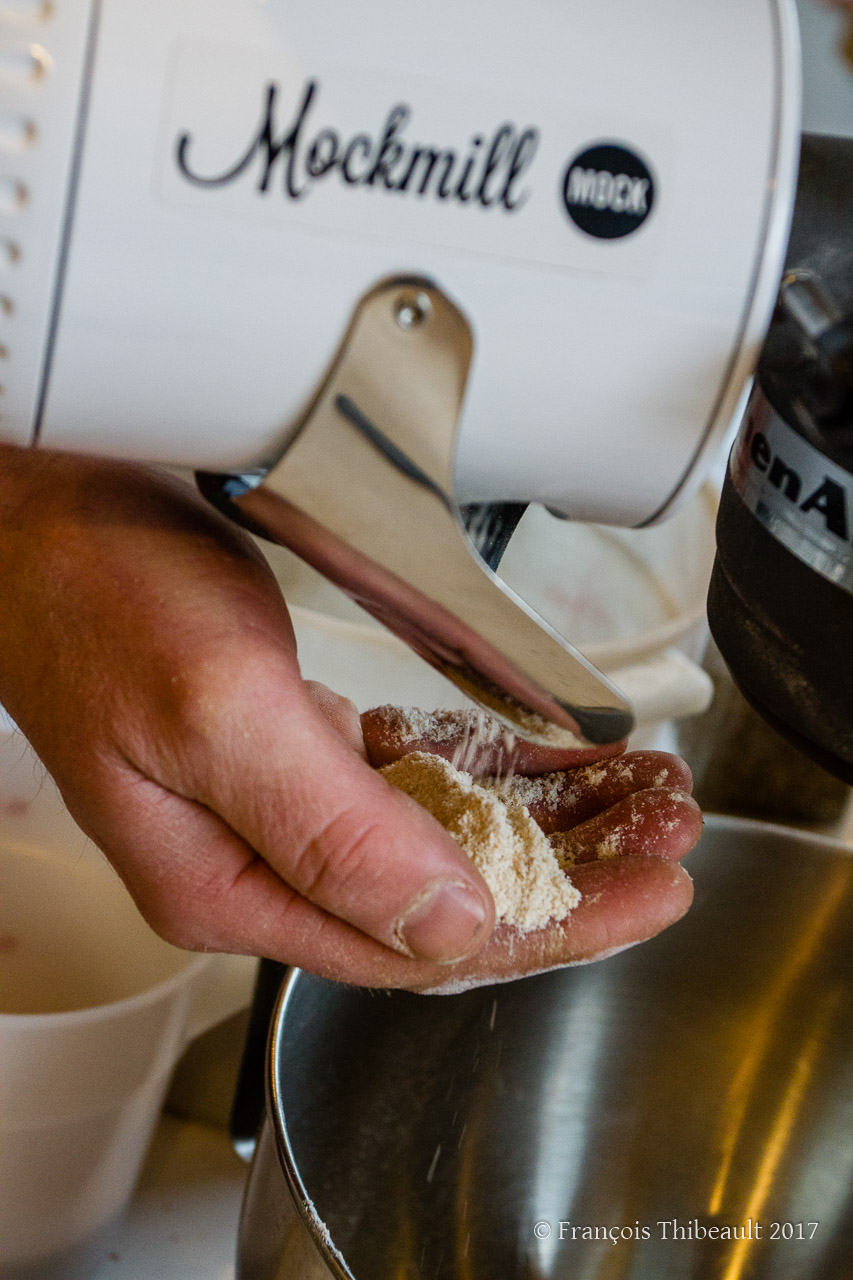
[[0, 0, 828, 757], [709, 133, 853, 783]]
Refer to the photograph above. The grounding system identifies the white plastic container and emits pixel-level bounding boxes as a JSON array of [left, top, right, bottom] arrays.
[[0, 718, 257, 1276], [0, 838, 253, 1279]]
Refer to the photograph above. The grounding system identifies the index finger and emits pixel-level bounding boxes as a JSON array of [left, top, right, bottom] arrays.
[[362, 705, 627, 776]]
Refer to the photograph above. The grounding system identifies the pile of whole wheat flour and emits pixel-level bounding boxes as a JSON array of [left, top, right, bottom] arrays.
[[380, 751, 580, 933]]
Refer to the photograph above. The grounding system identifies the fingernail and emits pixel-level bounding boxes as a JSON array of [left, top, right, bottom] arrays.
[[394, 880, 490, 964]]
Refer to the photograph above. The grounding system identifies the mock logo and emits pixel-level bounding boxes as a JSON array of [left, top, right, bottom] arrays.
[[562, 142, 656, 239]]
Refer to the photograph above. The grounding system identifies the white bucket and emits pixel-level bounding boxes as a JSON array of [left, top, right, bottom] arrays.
[[262, 487, 717, 748], [0, 713, 258, 1085]]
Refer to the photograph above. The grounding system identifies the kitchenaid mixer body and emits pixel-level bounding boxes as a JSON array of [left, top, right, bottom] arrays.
[[709, 135, 853, 782]]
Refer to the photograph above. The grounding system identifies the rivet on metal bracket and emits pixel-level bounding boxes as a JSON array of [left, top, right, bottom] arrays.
[[198, 276, 633, 748]]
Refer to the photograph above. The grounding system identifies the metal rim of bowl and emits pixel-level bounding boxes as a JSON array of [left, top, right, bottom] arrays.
[[265, 811, 853, 1279], [268, 973, 356, 1280]]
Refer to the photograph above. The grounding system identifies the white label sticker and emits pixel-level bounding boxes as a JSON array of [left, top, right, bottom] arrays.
[[731, 393, 853, 595], [156, 42, 669, 274]]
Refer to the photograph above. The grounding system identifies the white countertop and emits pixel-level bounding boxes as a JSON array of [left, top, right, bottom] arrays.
[[91, 1117, 247, 1280]]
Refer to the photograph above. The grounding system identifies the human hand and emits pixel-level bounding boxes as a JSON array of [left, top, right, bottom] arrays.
[[0, 446, 700, 992], [362, 708, 701, 991]]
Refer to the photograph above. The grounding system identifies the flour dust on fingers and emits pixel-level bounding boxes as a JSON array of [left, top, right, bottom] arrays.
[[365, 705, 702, 988]]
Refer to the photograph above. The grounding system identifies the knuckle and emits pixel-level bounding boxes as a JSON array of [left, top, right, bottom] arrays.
[[141, 899, 204, 951], [168, 648, 241, 725], [165, 641, 289, 736], [292, 807, 384, 904], [133, 877, 213, 951]]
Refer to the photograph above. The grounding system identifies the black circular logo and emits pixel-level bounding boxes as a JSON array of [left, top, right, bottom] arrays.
[[561, 142, 655, 240]]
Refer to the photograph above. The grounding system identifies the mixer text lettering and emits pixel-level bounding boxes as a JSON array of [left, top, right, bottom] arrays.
[[801, 480, 848, 540], [748, 428, 850, 541], [176, 80, 539, 212], [565, 166, 649, 215]]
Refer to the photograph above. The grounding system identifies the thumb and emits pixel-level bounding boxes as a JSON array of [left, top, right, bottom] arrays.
[[174, 662, 496, 965]]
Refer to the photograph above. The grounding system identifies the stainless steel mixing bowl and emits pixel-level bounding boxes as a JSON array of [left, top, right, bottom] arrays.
[[237, 815, 853, 1279]]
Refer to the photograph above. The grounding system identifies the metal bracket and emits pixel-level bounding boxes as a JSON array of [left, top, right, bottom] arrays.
[[198, 276, 632, 748]]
